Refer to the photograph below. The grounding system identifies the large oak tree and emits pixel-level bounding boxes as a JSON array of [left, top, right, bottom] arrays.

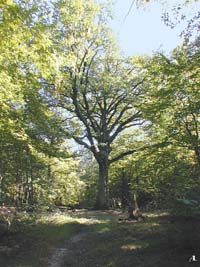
[[46, 0, 146, 209]]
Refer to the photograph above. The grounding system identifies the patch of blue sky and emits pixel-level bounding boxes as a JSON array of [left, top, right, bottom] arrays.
[[109, 0, 200, 56]]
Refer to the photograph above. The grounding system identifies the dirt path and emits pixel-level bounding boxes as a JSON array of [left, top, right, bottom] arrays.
[[48, 231, 88, 267], [47, 210, 123, 267]]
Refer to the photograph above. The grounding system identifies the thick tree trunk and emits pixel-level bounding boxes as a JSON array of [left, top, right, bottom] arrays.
[[95, 159, 109, 210]]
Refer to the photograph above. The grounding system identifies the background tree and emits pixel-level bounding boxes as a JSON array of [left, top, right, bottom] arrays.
[[0, 0, 83, 207], [109, 139, 198, 211], [140, 41, 200, 166]]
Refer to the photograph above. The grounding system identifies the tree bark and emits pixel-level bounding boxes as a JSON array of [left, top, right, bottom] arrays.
[[95, 157, 109, 210]]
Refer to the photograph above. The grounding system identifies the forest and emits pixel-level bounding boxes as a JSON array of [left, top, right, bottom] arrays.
[[0, 0, 200, 266]]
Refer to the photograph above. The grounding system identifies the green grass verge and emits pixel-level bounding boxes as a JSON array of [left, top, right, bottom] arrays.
[[0, 212, 83, 267]]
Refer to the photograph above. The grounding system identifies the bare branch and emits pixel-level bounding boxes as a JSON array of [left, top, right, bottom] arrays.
[[132, 79, 145, 95], [107, 94, 127, 115], [72, 136, 91, 150], [108, 105, 132, 133], [109, 111, 142, 143], [121, 120, 145, 130], [109, 149, 137, 164], [109, 138, 171, 164], [84, 50, 99, 87], [71, 76, 95, 147]]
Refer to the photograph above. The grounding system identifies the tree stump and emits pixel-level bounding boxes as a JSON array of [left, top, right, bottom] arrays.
[[0, 219, 10, 236]]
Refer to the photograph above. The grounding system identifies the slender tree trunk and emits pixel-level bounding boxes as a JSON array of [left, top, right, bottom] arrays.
[[128, 193, 139, 220], [25, 169, 29, 205], [96, 158, 109, 210], [29, 159, 34, 205], [133, 193, 139, 209], [0, 174, 2, 203], [194, 146, 200, 166]]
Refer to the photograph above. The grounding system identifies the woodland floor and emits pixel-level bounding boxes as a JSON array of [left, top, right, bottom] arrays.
[[0, 209, 200, 267]]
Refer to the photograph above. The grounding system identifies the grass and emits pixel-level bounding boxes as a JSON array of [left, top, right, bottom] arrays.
[[0, 212, 83, 267], [63, 211, 200, 267], [0, 210, 200, 267]]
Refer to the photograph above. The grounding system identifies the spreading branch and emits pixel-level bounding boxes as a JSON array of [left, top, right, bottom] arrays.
[[109, 111, 142, 143], [109, 149, 137, 164], [109, 138, 171, 164]]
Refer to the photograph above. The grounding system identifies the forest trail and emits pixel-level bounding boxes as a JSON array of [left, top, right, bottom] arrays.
[[48, 230, 88, 267], [1, 210, 199, 267], [48, 210, 123, 267]]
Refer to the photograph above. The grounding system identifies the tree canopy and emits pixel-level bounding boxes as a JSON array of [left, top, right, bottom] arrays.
[[0, 0, 199, 212]]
